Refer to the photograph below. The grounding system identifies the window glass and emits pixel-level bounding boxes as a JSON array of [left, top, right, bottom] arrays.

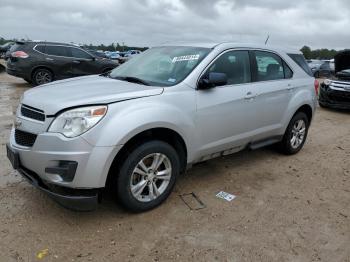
[[283, 62, 293, 78], [206, 50, 251, 85], [70, 47, 93, 59], [287, 53, 313, 76], [45, 45, 69, 57], [35, 45, 45, 53], [109, 46, 210, 87], [255, 51, 284, 81]]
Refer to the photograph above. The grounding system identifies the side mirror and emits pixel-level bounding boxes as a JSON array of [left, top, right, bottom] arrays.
[[198, 72, 227, 89]]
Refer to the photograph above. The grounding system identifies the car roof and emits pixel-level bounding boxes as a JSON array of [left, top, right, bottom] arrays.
[[18, 40, 80, 47], [157, 42, 301, 54]]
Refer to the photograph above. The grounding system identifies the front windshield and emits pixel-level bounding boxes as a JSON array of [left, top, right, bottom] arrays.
[[109, 46, 211, 86]]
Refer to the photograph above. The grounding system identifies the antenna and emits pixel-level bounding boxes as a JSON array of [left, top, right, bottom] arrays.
[[265, 35, 270, 45]]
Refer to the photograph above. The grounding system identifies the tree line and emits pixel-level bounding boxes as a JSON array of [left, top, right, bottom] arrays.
[[0, 37, 345, 58], [300, 46, 344, 60], [0, 37, 148, 52]]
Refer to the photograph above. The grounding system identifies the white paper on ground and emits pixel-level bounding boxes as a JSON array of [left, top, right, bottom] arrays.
[[216, 191, 236, 202]]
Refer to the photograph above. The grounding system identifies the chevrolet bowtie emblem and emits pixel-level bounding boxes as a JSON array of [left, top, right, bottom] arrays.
[[14, 118, 22, 129]]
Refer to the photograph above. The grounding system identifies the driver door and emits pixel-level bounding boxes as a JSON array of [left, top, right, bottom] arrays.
[[195, 50, 265, 157]]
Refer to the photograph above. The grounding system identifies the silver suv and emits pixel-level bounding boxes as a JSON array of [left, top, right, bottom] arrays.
[[6, 43, 317, 212]]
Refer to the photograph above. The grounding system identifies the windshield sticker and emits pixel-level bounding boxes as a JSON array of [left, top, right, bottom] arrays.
[[167, 78, 176, 83], [172, 54, 200, 63]]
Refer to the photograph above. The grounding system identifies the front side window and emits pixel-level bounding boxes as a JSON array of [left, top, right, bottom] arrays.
[[109, 46, 211, 86], [254, 51, 285, 81], [70, 48, 93, 59], [45, 45, 69, 57], [205, 50, 251, 85]]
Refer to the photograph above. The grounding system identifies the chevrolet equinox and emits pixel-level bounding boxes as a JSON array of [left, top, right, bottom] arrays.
[[6, 43, 318, 212]]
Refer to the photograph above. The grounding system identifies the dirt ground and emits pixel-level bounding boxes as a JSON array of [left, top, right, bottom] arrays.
[[0, 71, 349, 262]]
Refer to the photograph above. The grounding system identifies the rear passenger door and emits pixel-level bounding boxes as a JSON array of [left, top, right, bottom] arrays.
[[42, 45, 74, 79], [251, 50, 294, 134]]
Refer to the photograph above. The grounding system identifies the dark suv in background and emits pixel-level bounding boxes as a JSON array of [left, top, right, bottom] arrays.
[[7, 41, 119, 85]]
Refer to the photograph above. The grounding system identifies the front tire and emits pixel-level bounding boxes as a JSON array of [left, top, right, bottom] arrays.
[[116, 140, 180, 212], [279, 112, 309, 155]]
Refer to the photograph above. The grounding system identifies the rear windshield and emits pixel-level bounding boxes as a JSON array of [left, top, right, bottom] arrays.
[[288, 54, 313, 76]]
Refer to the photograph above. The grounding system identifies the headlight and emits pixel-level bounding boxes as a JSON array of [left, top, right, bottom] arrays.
[[48, 105, 107, 138], [324, 79, 332, 86]]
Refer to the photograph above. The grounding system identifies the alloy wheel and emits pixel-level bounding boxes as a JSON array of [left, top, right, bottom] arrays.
[[130, 153, 172, 202], [35, 71, 52, 85], [290, 119, 306, 149]]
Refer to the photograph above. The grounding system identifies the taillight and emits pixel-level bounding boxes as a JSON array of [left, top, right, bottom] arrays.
[[11, 51, 29, 58], [314, 79, 319, 96]]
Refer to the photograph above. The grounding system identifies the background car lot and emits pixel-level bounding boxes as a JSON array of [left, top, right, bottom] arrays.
[[0, 69, 349, 261]]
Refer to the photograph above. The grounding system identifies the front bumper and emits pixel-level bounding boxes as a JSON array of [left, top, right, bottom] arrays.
[[319, 85, 350, 110], [7, 125, 122, 210], [7, 143, 99, 211], [21, 166, 99, 211]]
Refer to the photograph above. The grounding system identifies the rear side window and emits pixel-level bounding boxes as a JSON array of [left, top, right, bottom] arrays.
[[206, 50, 251, 85], [34, 45, 45, 53], [254, 51, 285, 81], [45, 45, 69, 57], [70, 48, 93, 59], [288, 54, 313, 76]]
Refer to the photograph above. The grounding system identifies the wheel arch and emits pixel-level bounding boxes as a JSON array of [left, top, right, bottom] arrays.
[[105, 127, 188, 188], [294, 104, 313, 123], [31, 65, 55, 81]]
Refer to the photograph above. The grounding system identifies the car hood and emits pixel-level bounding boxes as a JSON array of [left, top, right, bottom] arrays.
[[21, 75, 164, 115], [335, 51, 350, 74]]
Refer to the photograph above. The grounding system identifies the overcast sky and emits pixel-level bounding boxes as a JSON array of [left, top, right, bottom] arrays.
[[1, 0, 349, 49]]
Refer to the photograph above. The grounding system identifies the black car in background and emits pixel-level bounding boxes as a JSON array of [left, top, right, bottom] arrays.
[[313, 60, 335, 78], [0, 42, 14, 58], [86, 49, 109, 59], [319, 51, 350, 110], [6, 41, 119, 85]]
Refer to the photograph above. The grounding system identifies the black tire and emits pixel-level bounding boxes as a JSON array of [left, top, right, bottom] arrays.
[[116, 140, 180, 212], [319, 102, 327, 108], [102, 68, 112, 74], [279, 112, 309, 155], [32, 68, 53, 86], [24, 78, 32, 84]]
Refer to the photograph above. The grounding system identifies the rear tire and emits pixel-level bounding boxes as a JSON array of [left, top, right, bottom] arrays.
[[116, 140, 180, 212], [32, 68, 53, 86], [279, 112, 309, 155]]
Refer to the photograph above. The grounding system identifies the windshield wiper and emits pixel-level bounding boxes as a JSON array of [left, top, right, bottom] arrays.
[[113, 76, 150, 86]]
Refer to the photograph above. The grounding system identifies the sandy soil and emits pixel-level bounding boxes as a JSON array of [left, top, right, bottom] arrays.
[[0, 72, 349, 262]]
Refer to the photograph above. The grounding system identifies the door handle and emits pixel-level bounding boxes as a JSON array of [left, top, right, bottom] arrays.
[[72, 60, 81, 64], [244, 91, 257, 100], [287, 84, 294, 91]]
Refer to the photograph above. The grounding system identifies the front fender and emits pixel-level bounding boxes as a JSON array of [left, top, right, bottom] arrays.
[[82, 96, 196, 161]]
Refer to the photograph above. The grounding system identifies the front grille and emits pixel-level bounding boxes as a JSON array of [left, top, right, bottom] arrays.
[[330, 81, 350, 92], [15, 129, 37, 147], [21, 104, 45, 122]]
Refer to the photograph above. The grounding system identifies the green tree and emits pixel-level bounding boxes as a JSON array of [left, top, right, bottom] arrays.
[[300, 46, 312, 59]]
